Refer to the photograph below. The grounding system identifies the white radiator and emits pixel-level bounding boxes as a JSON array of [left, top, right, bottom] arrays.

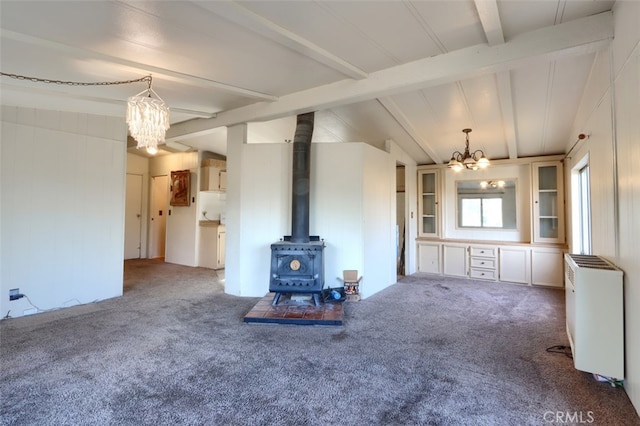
[[565, 254, 624, 379]]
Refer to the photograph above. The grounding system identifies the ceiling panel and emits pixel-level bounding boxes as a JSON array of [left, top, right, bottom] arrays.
[[542, 54, 597, 155], [409, 0, 488, 52], [511, 61, 552, 157], [0, 1, 615, 164]]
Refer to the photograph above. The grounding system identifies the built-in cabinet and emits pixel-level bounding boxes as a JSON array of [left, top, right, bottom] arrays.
[[443, 244, 467, 277], [469, 245, 498, 281], [499, 247, 530, 284], [415, 157, 566, 287], [198, 223, 226, 269], [417, 242, 441, 274], [418, 170, 440, 237], [201, 166, 227, 192], [420, 241, 564, 286], [531, 247, 564, 288], [532, 161, 564, 243]]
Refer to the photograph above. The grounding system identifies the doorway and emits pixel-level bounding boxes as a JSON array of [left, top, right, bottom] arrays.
[[396, 163, 406, 276], [124, 173, 143, 259], [149, 175, 168, 259]]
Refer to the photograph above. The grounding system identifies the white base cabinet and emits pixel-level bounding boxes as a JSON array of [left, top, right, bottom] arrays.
[[443, 244, 467, 277], [198, 224, 226, 269], [532, 247, 564, 287], [417, 241, 564, 287], [499, 247, 530, 284], [468, 245, 498, 281], [417, 242, 440, 274]]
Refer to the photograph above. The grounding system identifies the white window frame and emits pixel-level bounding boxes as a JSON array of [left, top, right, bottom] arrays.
[[571, 154, 591, 254]]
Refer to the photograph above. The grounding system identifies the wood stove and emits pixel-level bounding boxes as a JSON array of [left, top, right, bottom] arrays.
[[269, 112, 325, 305]]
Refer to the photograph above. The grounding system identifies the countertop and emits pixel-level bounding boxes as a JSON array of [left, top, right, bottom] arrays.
[[199, 220, 223, 227]]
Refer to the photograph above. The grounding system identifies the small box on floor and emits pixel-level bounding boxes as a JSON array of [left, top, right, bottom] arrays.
[[341, 270, 362, 298]]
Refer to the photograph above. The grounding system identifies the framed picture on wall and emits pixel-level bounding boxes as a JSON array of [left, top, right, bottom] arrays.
[[170, 170, 191, 206]]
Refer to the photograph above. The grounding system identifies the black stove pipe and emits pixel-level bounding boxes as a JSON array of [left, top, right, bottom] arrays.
[[290, 112, 314, 243]]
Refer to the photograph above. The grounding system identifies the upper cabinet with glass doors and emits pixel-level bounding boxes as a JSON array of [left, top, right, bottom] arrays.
[[532, 161, 565, 243], [418, 169, 440, 237]]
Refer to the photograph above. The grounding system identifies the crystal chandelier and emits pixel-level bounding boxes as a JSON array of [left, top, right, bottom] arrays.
[[447, 128, 489, 171], [126, 76, 170, 155]]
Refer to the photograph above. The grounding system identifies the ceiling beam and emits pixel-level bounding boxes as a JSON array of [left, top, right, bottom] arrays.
[[199, 1, 368, 80], [377, 97, 443, 164], [475, 0, 518, 159], [1, 29, 278, 102], [167, 11, 613, 140], [475, 0, 505, 46], [0, 81, 217, 118], [496, 71, 518, 159]]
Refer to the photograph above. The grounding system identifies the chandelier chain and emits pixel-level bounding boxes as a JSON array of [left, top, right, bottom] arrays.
[[0, 72, 151, 87]]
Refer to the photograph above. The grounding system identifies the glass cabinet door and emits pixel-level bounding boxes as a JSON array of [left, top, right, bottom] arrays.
[[418, 170, 439, 237], [532, 162, 564, 243]]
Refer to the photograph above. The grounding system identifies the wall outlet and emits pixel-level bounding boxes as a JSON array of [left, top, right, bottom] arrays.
[[9, 288, 23, 301]]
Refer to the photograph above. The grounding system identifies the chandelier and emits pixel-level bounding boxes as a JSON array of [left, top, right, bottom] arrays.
[[447, 128, 489, 171], [126, 76, 170, 155], [0, 72, 170, 156]]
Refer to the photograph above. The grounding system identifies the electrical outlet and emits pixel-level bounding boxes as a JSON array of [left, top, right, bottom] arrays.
[[9, 288, 24, 301]]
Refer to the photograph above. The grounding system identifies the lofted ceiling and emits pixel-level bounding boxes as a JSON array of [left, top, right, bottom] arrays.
[[0, 1, 615, 164]]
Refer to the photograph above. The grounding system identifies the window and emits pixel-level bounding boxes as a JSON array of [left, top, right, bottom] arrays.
[[577, 164, 591, 254], [456, 180, 516, 229], [461, 197, 503, 228], [571, 156, 591, 254]]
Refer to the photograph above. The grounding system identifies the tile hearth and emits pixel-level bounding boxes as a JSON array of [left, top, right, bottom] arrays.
[[243, 293, 343, 326]]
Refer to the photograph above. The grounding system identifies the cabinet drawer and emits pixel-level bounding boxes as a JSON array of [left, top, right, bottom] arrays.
[[469, 247, 497, 258], [470, 258, 496, 269], [470, 268, 497, 280]]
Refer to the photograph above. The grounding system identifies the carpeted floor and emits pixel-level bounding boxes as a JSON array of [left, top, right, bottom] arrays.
[[0, 259, 638, 425]]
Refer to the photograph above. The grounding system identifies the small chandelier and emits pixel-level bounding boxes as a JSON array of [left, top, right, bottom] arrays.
[[447, 128, 489, 171], [126, 76, 170, 155]]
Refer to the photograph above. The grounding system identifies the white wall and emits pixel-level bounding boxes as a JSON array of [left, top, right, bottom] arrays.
[[387, 139, 418, 275], [1, 107, 126, 318], [611, 1, 640, 413], [225, 124, 291, 296], [565, 0, 640, 414], [362, 146, 397, 297], [198, 191, 226, 222], [225, 129, 399, 298], [310, 144, 365, 291]]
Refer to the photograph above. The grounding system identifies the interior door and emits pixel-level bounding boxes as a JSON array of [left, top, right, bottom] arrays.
[[124, 173, 143, 259], [149, 175, 168, 259]]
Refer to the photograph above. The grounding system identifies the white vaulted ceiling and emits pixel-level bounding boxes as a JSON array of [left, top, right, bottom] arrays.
[[0, 1, 616, 164]]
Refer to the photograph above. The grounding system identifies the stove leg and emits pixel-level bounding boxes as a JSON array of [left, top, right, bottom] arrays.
[[272, 292, 282, 306]]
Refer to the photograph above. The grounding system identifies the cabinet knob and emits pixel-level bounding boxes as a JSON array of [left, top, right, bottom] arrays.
[[481, 262, 485, 265]]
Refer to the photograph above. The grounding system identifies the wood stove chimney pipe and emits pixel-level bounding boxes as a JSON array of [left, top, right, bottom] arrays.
[[290, 112, 315, 243]]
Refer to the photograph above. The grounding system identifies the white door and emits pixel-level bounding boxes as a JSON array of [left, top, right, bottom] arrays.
[[149, 175, 168, 259], [124, 173, 143, 259]]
